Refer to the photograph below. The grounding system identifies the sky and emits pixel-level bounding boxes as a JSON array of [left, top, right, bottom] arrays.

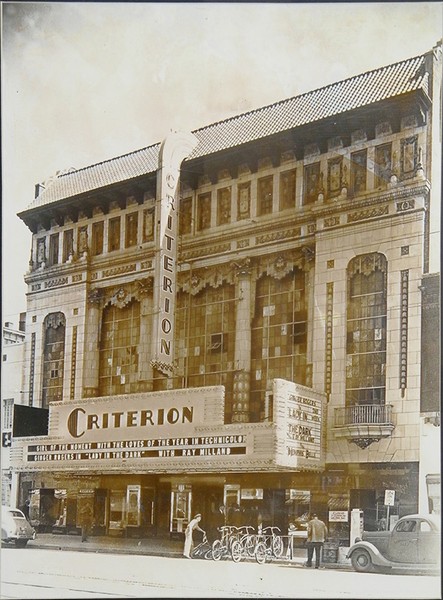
[[2, 1, 442, 327]]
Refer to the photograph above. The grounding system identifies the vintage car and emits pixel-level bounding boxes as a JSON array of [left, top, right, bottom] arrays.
[[347, 513, 440, 573], [1, 505, 36, 548]]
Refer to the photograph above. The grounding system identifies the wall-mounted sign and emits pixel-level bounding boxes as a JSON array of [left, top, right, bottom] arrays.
[[274, 379, 326, 470], [240, 488, 263, 500], [329, 510, 348, 522]]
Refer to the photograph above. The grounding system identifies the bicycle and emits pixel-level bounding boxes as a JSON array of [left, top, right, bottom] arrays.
[[211, 525, 239, 561], [252, 526, 284, 563], [230, 525, 256, 562], [191, 533, 213, 559]]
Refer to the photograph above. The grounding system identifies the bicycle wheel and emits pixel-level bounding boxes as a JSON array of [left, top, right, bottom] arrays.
[[204, 548, 214, 560], [245, 535, 256, 557], [272, 535, 284, 558], [212, 539, 223, 561], [255, 541, 268, 564], [231, 540, 243, 563]]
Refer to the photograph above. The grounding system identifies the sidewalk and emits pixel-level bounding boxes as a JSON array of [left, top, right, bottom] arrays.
[[27, 532, 352, 569]]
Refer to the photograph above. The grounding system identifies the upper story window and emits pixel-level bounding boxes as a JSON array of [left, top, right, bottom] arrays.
[[63, 229, 74, 262], [257, 176, 273, 216], [304, 162, 320, 205], [217, 188, 231, 225], [143, 208, 155, 242], [197, 193, 211, 231], [346, 253, 387, 406], [48, 233, 59, 266], [179, 197, 192, 235], [328, 157, 342, 198], [125, 212, 138, 248], [42, 312, 66, 408], [374, 143, 392, 189], [108, 217, 121, 252], [237, 182, 251, 220], [350, 150, 367, 195], [92, 222, 104, 256], [279, 169, 296, 210], [400, 136, 418, 180]]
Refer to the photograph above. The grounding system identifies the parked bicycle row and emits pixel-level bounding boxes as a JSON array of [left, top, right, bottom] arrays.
[[191, 524, 287, 564]]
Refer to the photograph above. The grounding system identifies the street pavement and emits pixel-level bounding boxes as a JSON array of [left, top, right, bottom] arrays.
[[26, 531, 352, 569]]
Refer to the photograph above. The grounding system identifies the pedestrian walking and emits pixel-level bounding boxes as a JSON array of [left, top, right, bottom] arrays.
[[183, 513, 205, 558], [305, 513, 328, 568]]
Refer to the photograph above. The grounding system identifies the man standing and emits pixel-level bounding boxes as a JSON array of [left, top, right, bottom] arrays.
[[183, 513, 205, 558], [305, 513, 328, 568]]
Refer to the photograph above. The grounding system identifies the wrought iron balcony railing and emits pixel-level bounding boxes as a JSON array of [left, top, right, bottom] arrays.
[[334, 404, 394, 427], [333, 404, 394, 449]]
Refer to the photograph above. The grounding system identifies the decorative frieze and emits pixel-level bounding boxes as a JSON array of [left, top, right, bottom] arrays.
[[102, 263, 137, 278], [324, 216, 340, 228], [347, 205, 389, 223], [255, 227, 301, 245]]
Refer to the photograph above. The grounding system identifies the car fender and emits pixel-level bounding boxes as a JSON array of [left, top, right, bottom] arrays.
[[346, 541, 393, 568]]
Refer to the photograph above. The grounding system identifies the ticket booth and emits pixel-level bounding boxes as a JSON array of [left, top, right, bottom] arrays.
[[170, 484, 192, 538]]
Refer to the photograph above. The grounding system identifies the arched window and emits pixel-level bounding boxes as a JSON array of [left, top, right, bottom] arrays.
[[98, 300, 140, 396], [42, 312, 66, 408], [346, 253, 387, 406]]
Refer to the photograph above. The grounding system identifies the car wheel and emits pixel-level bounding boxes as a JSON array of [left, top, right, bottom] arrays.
[[351, 549, 373, 572], [15, 539, 28, 548]]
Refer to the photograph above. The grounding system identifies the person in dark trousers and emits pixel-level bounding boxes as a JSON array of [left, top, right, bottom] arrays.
[[305, 513, 328, 568]]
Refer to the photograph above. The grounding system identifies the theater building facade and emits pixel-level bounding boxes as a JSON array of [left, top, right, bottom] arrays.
[[10, 44, 441, 543]]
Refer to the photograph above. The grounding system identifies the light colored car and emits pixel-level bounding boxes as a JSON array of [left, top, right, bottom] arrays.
[[1, 505, 36, 547], [347, 513, 440, 573]]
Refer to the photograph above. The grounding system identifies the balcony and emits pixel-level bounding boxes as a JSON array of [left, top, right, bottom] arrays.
[[333, 404, 394, 449]]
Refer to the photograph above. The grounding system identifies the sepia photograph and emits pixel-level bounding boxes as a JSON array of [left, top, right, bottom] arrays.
[[1, 1, 441, 598]]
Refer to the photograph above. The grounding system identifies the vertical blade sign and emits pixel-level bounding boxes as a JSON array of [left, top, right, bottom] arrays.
[[151, 131, 198, 376]]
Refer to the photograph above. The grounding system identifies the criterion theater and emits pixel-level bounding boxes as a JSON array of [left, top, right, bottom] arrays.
[[8, 43, 441, 544]]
